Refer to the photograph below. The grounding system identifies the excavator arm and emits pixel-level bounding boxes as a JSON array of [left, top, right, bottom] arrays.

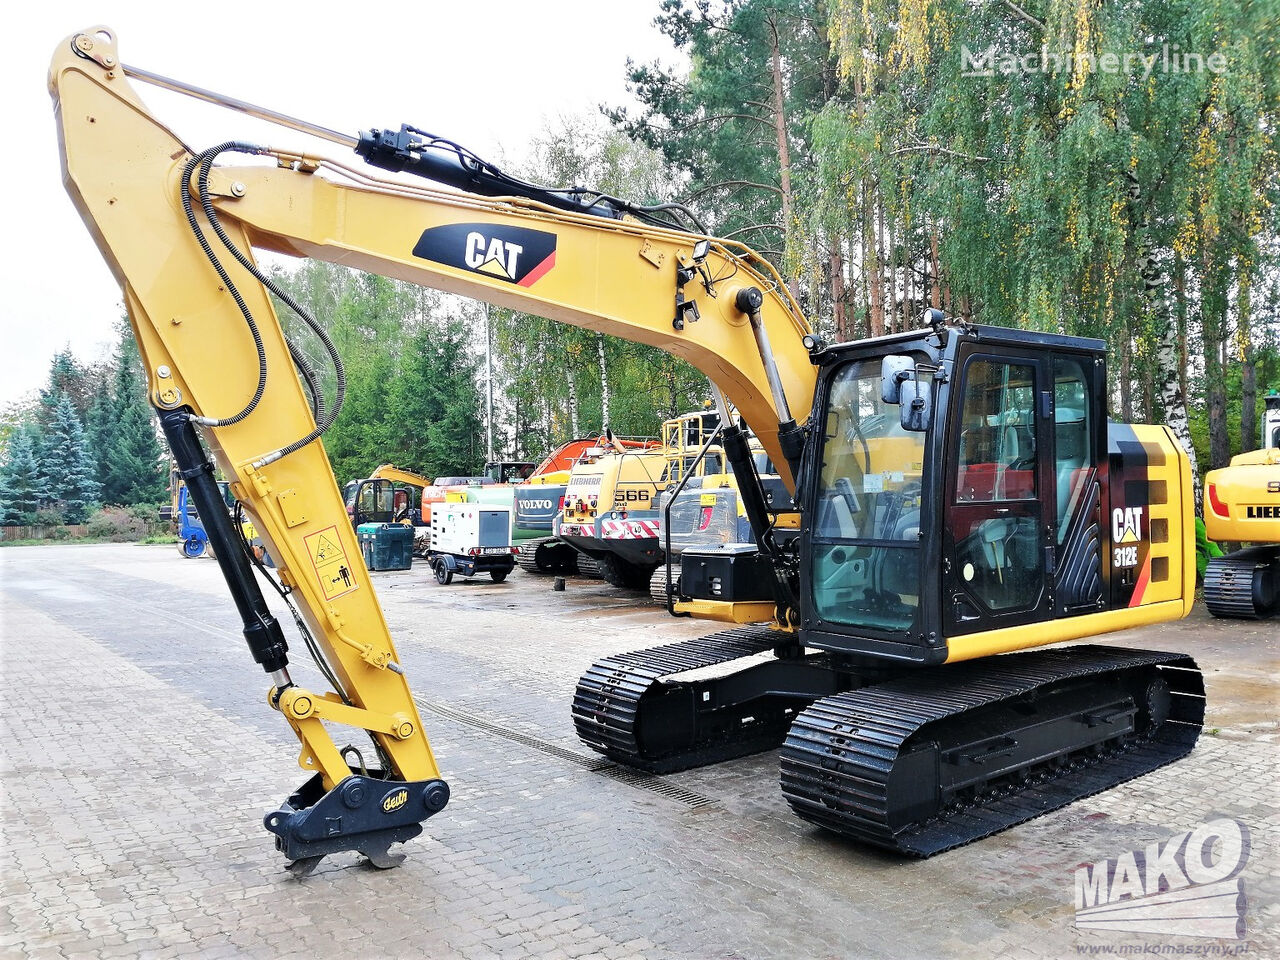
[[49, 27, 817, 871], [369, 465, 434, 489]]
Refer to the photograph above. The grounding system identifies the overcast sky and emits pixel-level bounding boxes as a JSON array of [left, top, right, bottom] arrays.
[[2, 3, 681, 408]]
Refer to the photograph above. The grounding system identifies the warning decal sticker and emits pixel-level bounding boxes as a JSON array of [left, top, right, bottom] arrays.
[[304, 524, 359, 601]]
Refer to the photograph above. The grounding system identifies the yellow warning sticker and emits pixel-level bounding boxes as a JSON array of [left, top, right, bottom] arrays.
[[303, 524, 359, 601]]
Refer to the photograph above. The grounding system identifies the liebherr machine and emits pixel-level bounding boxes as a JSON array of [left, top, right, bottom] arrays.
[[51, 28, 1207, 869], [1201, 393, 1280, 619]]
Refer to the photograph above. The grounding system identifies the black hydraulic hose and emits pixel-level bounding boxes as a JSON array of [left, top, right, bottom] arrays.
[[178, 144, 325, 430], [193, 145, 347, 465], [179, 147, 268, 427], [286, 338, 324, 421]]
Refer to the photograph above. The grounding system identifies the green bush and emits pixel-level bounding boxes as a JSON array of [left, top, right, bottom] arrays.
[[34, 506, 66, 526], [86, 505, 151, 542]]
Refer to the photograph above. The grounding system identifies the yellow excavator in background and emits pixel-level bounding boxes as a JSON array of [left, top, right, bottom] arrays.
[[1202, 393, 1280, 619], [345, 464, 433, 525], [52, 28, 1227, 872], [557, 409, 726, 588]]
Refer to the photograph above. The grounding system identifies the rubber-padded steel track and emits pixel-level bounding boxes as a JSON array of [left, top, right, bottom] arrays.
[[780, 645, 1203, 857], [573, 626, 795, 772], [1203, 546, 1279, 619]]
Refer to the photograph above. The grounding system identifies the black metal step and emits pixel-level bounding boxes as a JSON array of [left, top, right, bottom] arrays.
[[780, 645, 1204, 857]]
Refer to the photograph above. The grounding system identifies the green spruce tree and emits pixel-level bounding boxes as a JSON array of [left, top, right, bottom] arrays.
[[38, 348, 97, 426], [0, 426, 45, 524], [101, 338, 165, 505], [383, 320, 483, 476], [84, 378, 114, 480], [39, 393, 102, 522]]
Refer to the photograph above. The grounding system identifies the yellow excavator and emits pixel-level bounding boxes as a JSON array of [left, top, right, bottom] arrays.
[[51, 28, 1218, 871], [1201, 393, 1280, 619], [558, 409, 725, 588]]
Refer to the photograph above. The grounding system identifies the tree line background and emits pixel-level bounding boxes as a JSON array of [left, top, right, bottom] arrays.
[[2, 0, 1276, 526]]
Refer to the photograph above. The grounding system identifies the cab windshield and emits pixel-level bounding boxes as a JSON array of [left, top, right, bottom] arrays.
[[811, 358, 929, 634]]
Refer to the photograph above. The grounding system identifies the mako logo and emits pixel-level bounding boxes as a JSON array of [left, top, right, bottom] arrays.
[[413, 223, 557, 286], [1074, 818, 1250, 939]]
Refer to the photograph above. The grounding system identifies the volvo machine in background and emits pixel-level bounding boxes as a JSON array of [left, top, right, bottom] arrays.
[[1202, 392, 1280, 619], [53, 29, 1216, 869]]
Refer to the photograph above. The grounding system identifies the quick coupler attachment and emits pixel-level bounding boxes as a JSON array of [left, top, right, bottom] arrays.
[[264, 770, 450, 876]]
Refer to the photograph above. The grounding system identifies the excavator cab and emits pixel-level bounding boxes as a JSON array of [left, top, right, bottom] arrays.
[[1266, 392, 1280, 450], [484, 461, 536, 484], [345, 478, 398, 527], [668, 320, 1192, 663], [793, 324, 1189, 664]]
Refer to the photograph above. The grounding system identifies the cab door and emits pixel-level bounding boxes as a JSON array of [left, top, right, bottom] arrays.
[[943, 351, 1054, 634]]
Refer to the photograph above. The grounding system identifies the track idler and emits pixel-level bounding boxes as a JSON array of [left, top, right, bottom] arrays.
[[264, 769, 450, 876]]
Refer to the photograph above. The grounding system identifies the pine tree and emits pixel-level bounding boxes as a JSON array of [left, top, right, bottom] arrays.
[[383, 321, 484, 476], [100, 338, 165, 505], [0, 427, 45, 524], [84, 378, 114, 480], [39, 393, 101, 522]]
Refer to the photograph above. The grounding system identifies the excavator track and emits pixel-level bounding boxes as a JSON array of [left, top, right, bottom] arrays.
[[649, 566, 679, 604], [1203, 546, 1279, 619], [515, 537, 579, 575], [780, 645, 1204, 857], [574, 626, 834, 773]]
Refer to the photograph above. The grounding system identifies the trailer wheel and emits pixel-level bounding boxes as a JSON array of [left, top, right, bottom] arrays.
[[490, 569, 509, 583], [433, 559, 453, 585]]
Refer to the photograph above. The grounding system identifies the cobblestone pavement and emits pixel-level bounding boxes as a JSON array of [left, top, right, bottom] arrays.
[[1, 543, 1276, 960]]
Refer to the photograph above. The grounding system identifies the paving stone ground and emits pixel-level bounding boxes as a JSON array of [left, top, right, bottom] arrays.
[[1, 543, 1276, 960]]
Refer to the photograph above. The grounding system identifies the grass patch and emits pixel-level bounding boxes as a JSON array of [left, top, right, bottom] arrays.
[[0, 537, 109, 548]]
